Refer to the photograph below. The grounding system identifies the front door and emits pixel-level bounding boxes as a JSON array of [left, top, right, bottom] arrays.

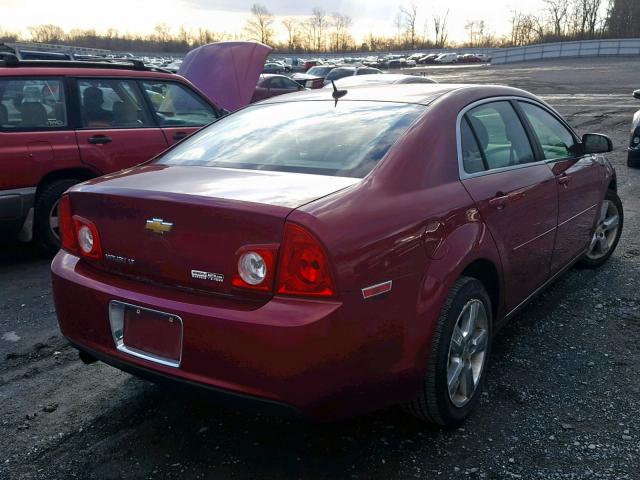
[[459, 100, 558, 312], [74, 77, 168, 174], [516, 100, 605, 274]]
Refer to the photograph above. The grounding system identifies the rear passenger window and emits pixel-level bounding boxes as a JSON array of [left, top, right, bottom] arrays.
[[519, 102, 578, 160], [78, 78, 153, 129], [0, 78, 66, 129], [141, 81, 218, 127], [466, 101, 535, 170], [460, 117, 486, 173]]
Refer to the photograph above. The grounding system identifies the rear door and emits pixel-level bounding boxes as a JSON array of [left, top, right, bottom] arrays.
[[0, 76, 79, 225], [138, 80, 219, 146], [73, 77, 168, 174], [459, 100, 559, 312], [517, 100, 605, 274]]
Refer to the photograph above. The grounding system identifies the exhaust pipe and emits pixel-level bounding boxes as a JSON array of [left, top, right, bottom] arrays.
[[78, 350, 97, 365]]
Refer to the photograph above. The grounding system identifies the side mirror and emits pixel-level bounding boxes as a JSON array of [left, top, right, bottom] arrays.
[[633, 89, 640, 100], [582, 133, 613, 154]]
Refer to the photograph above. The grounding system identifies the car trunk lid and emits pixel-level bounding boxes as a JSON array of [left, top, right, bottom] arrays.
[[69, 165, 358, 298]]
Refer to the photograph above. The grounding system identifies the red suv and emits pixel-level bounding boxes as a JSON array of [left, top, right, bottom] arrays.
[[0, 58, 223, 252]]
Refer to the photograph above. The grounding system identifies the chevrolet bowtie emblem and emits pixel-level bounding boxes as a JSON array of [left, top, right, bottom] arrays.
[[145, 218, 173, 234]]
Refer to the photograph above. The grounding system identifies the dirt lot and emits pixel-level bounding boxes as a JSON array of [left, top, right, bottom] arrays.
[[2, 57, 640, 480]]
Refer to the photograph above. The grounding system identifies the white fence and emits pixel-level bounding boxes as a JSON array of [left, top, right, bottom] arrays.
[[491, 38, 640, 64]]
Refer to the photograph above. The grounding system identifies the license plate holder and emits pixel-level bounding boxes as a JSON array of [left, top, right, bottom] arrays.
[[109, 301, 182, 368]]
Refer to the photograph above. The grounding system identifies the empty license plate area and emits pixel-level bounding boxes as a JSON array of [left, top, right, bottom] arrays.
[[109, 301, 183, 368]]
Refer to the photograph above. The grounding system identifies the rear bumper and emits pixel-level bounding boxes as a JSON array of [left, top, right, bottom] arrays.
[[70, 340, 300, 418], [52, 252, 425, 420]]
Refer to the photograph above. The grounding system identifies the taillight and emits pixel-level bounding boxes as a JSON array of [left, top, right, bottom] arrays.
[[232, 245, 277, 291], [72, 216, 102, 259], [276, 223, 336, 298], [59, 195, 79, 255]]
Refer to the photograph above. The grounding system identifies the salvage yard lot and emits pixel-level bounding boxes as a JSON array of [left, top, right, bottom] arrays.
[[2, 57, 640, 479]]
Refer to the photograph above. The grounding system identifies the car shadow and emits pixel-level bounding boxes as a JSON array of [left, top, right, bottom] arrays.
[[0, 238, 48, 269]]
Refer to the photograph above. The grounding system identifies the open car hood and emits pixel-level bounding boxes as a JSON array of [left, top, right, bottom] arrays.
[[178, 41, 272, 112]]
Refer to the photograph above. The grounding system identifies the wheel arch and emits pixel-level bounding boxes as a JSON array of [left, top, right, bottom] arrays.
[[460, 258, 501, 322], [36, 168, 98, 197]]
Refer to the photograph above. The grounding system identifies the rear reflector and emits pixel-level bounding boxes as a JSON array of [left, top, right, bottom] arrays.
[[362, 281, 392, 299]]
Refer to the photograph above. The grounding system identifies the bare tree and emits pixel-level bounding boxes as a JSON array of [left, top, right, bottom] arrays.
[[400, 2, 419, 49], [310, 7, 329, 52], [509, 11, 544, 45], [544, 0, 570, 37], [244, 3, 274, 45], [571, 0, 603, 37], [28, 24, 65, 43], [281, 17, 299, 52], [433, 9, 449, 48], [331, 13, 353, 52]]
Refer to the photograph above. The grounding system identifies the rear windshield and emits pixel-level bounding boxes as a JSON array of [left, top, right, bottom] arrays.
[[159, 101, 425, 178]]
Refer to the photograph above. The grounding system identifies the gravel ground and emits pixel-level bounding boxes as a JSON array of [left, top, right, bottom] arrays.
[[2, 57, 640, 480]]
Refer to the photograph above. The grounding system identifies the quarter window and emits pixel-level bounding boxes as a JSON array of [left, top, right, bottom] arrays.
[[519, 102, 578, 160], [78, 78, 153, 128], [460, 117, 486, 173], [141, 81, 218, 127], [465, 101, 535, 170], [0, 78, 66, 129]]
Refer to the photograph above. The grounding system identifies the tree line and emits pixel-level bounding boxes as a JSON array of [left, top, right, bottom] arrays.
[[0, 1, 639, 55]]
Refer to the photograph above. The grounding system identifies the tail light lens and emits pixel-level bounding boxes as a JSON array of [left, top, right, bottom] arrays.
[[232, 245, 277, 291], [59, 195, 79, 256], [276, 223, 336, 298], [57, 195, 102, 259]]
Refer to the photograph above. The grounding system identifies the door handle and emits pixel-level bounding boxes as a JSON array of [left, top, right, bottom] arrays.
[[87, 135, 112, 145], [489, 192, 508, 210], [558, 174, 571, 187], [173, 132, 188, 141]]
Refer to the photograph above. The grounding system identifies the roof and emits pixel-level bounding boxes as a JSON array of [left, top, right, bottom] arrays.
[[259, 83, 538, 107], [260, 83, 461, 106], [0, 65, 177, 79], [0, 57, 176, 78]]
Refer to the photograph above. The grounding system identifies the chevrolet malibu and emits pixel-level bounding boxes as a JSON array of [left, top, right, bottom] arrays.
[[52, 84, 623, 426]]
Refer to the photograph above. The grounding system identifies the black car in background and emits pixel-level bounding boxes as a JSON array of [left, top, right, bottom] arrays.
[[628, 89, 640, 168]]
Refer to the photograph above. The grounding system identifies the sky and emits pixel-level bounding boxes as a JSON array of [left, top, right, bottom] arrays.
[[1, 0, 561, 44]]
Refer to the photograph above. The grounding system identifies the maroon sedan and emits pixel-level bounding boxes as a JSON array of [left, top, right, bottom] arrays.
[[251, 74, 304, 103], [52, 84, 622, 425]]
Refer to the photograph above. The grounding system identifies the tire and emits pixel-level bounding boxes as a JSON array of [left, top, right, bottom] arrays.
[[578, 189, 623, 269], [34, 179, 79, 255], [402, 276, 492, 427]]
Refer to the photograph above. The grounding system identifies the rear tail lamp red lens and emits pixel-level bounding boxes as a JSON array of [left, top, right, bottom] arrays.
[[276, 223, 336, 298], [232, 245, 277, 291], [72, 216, 103, 259], [59, 194, 79, 255]]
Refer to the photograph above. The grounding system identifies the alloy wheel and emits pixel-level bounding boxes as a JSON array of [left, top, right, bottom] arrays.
[[49, 198, 60, 241], [586, 200, 620, 261], [447, 299, 489, 408]]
